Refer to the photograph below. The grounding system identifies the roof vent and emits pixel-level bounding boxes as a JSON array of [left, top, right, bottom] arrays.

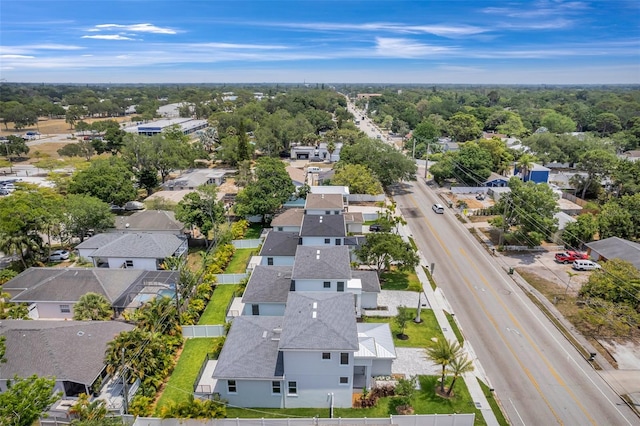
[[262, 331, 268, 339], [312, 302, 317, 309], [77, 331, 85, 337], [312, 311, 317, 319], [273, 328, 282, 334]]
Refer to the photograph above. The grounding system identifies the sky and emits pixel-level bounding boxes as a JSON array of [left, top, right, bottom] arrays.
[[1, 0, 639, 85]]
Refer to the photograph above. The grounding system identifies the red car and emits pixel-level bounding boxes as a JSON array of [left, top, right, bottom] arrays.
[[555, 251, 588, 264]]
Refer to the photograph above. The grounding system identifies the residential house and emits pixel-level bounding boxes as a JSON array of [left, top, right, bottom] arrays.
[[299, 214, 346, 246], [259, 231, 299, 266], [309, 185, 349, 206], [305, 193, 345, 215], [517, 162, 550, 184], [484, 172, 509, 188], [620, 150, 640, 162], [585, 237, 640, 271], [0, 320, 134, 397], [344, 211, 364, 234], [113, 210, 185, 235], [241, 266, 292, 316], [285, 166, 307, 189], [270, 209, 304, 233], [76, 232, 187, 270], [290, 142, 342, 162], [4, 267, 179, 319], [162, 168, 234, 191], [215, 292, 393, 408]]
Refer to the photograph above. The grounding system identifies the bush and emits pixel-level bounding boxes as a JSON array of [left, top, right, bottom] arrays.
[[231, 219, 249, 239]]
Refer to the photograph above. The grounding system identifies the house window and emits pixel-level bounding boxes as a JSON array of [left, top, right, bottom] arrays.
[[340, 352, 349, 365], [335, 239, 341, 245], [322, 352, 331, 360], [299, 238, 303, 245], [272, 381, 281, 394], [337, 282, 344, 292], [267, 257, 274, 266], [252, 304, 259, 315], [290, 280, 295, 291], [125, 260, 134, 268], [326, 210, 330, 215], [288, 381, 297, 395], [324, 238, 330, 244], [227, 380, 237, 393], [339, 377, 349, 385], [60, 304, 70, 313], [323, 281, 331, 289], [277, 227, 283, 231]]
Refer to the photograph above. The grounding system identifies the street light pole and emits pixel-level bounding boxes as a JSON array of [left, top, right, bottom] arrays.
[[424, 140, 431, 179]]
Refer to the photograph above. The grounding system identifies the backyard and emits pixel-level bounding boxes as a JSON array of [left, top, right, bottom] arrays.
[[197, 284, 241, 325], [380, 269, 422, 292]]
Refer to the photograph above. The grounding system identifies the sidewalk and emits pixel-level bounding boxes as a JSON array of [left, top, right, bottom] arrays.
[[396, 219, 501, 426]]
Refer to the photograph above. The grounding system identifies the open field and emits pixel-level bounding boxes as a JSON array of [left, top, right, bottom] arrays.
[[1, 116, 132, 137]]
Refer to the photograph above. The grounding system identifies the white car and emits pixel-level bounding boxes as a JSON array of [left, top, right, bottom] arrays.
[[572, 260, 601, 271], [49, 250, 70, 261], [432, 204, 444, 214]]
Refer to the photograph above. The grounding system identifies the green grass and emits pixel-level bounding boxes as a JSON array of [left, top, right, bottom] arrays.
[[364, 308, 444, 348], [478, 378, 510, 426], [224, 248, 254, 273], [226, 375, 484, 423], [445, 312, 464, 344], [244, 224, 263, 239], [380, 269, 422, 292], [197, 284, 241, 325], [408, 236, 418, 251], [154, 338, 221, 415], [423, 266, 437, 291]]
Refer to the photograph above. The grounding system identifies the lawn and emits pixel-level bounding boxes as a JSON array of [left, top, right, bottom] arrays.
[[445, 311, 464, 344], [197, 284, 241, 325], [364, 308, 444, 348], [186, 247, 206, 272], [478, 378, 510, 426], [225, 248, 255, 274], [244, 224, 263, 239], [379, 269, 422, 292], [226, 375, 485, 423], [154, 338, 221, 415]]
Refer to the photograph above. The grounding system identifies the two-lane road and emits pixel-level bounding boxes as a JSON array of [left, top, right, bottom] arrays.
[[393, 178, 637, 425]]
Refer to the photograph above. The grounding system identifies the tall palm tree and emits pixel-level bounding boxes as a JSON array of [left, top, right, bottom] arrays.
[[73, 292, 112, 321], [446, 355, 474, 396], [425, 339, 464, 393], [516, 153, 536, 182]]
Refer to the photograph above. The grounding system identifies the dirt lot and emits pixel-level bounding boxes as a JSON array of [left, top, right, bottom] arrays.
[[1, 116, 132, 137]]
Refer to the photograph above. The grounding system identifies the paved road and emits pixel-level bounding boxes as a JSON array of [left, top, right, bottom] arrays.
[[392, 177, 637, 426]]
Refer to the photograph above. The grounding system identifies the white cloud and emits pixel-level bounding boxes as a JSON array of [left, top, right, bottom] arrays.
[[92, 23, 177, 34], [374, 37, 456, 58], [1, 54, 35, 59], [482, 0, 589, 29], [82, 35, 135, 41]]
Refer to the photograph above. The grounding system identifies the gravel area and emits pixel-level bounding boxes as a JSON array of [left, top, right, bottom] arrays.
[[364, 290, 426, 317]]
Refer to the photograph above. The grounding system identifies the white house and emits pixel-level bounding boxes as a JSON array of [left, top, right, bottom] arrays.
[[299, 214, 346, 246], [304, 193, 345, 215], [76, 233, 187, 270], [259, 232, 298, 266], [270, 209, 304, 233]]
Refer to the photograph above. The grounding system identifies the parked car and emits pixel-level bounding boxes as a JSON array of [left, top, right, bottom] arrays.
[[555, 251, 588, 264], [49, 250, 70, 261], [476, 193, 486, 200], [109, 204, 126, 214], [432, 203, 444, 214], [572, 259, 601, 271], [369, 224, 383, 232], [124, 201, 144, 211]]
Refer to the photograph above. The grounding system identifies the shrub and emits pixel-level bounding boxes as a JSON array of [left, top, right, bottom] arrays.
[[231, 220, 249, 239]]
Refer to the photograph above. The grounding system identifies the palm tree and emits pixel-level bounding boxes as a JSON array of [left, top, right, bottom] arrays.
[[446, 355, 474, 396], [326, 141, 336, 162], [516, 153, 536, 182], [425, 339, 464, 393], [73, 292, 112, 321], [69, 393, 108, 421]]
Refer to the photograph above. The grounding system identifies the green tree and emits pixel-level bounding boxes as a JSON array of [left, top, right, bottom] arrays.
[[68, 157, 137, 206], [445, 354, 474, 396], [330, 164, 383, 195], [354, 232, 419, 276], [69, 393, 110, 422], [579, 259, 640, 307], [394, 306, 414, 339], [0, 375, 61, 426], [5, 136, 30, 159], [66, 105, 86, 129], [0, 335, 6, 364], [447, 112, 482, 142], [73, 292, 113, 321], [57, 143, 83, 158], [577, 149, 617, 199], [453, 142, 493, 185], [338, 138, 416, 187], [159, 395, 226, 419], [175, 183, 224, 246], [410, 119, 439, 158], [561, 213, 598, 249], [598, 201, 633, 240], [540, 110, 576, 134], [612, 160, 640, 196], [516, 153, 537, 182], [594, 112, 622, 136], [64, 194, 114, 242], [234, 157, 295, 223], [425, 339, 464, 394]]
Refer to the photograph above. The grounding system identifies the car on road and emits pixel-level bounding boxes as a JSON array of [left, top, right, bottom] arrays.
[[369, 224, 383, 232], [572, 259, 601, 271], [555, 251, 588, 264], [49, 250, 70, 261], [432, 203, 444, 214]]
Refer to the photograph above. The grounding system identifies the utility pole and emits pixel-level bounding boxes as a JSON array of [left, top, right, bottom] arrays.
[[424, 140, 431, 179], [121, 348, 129, 415], [414, 292, 422, 323]]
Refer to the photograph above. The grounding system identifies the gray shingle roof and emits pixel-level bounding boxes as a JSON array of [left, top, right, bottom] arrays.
[[351, 270, 381, 293], [213, 316, 284, 379], [75, 233, 123, 250], [114, 210, 185, 232], [270, 208, 304, 227], [6, 267, 146, 303], [305, 193, 344, 210], [291, 246, 351, 280], [279, 292, 359, 351], [299, 214, 346, 237], [81, 233, 185, 258], [586, 237, 640, 270], [259, 232, 299, 257], [0, 320, 134, 385], [242, 266, 292, 303]]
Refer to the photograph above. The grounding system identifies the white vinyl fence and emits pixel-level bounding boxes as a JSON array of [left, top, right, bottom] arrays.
[[182, 325, 225, 338]]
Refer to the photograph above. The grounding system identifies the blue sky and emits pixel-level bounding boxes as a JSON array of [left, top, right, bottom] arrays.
[[1, 0, 639, 84]]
